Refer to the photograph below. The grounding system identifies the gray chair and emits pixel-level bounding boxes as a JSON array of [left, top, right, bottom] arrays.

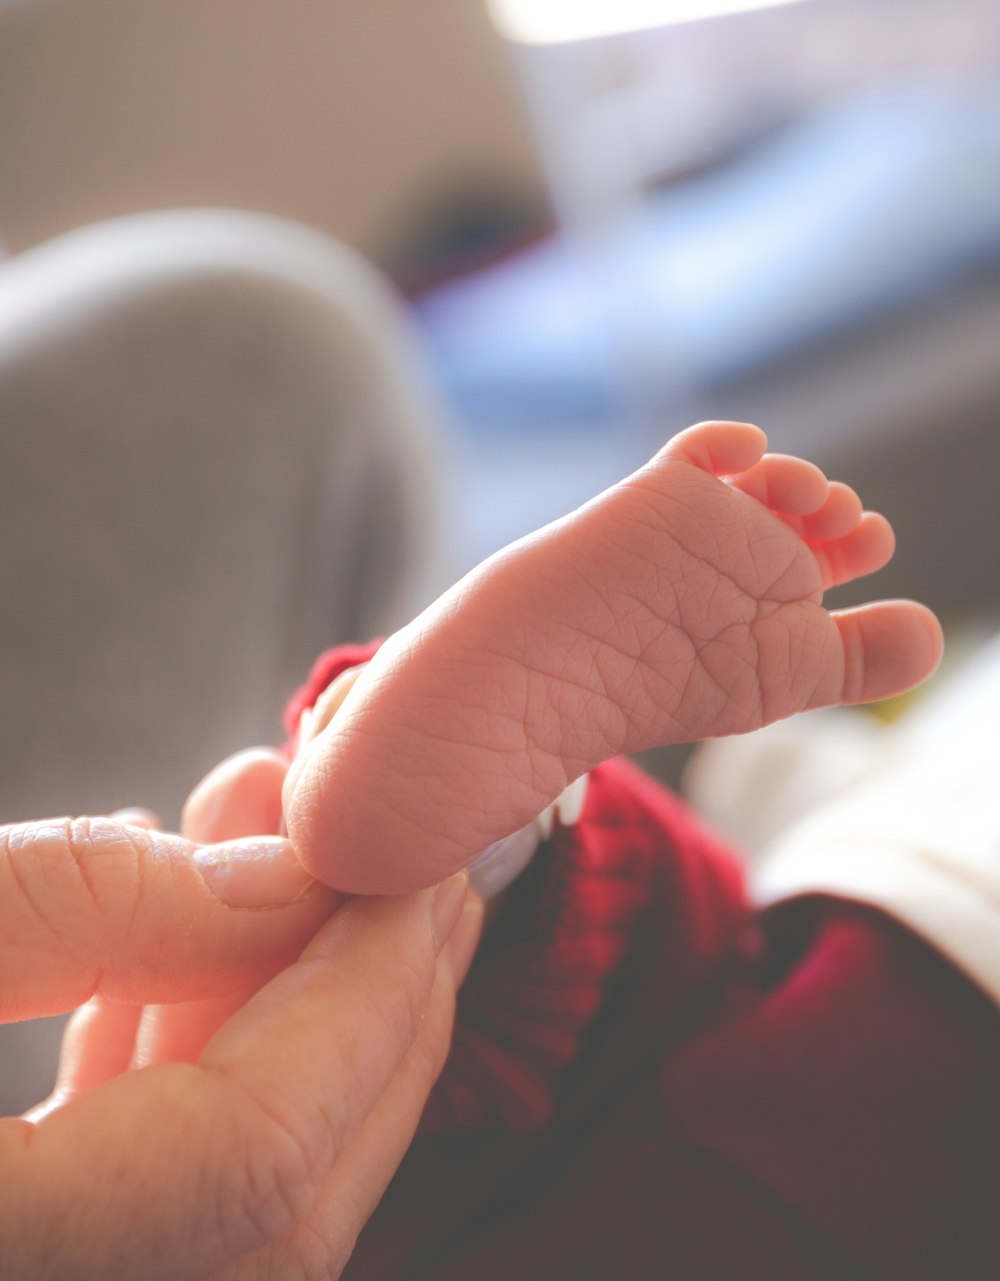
[[0, 208, 452, 1112]]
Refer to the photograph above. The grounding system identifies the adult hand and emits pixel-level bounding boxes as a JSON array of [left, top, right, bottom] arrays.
[[0, 803, 480, 1280]]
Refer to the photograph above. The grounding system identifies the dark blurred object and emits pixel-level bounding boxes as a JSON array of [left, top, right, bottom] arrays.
[[382, 180, 549, 297]]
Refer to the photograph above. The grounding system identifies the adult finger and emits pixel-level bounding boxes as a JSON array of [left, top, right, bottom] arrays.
[[0, 817, 338, 1020], [212, 897, 483, 1280], [125, 749, 296, 1071], [115, 749, 292, 1075], [30, 780, 265, 1109], [109, 807, 161, 830], [0, 876, 468, 1281], [128, 990, 253, 1070], [23, 998, 144, 1123]]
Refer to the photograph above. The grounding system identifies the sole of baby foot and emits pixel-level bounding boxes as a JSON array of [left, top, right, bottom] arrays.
[[287, 420, 943, 891]]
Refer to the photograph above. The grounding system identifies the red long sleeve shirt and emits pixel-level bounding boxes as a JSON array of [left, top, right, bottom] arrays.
[[289, 646, 1000, 1281]]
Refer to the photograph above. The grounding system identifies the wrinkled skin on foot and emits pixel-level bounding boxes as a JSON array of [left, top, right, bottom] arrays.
[[285, 422, 942, 892]]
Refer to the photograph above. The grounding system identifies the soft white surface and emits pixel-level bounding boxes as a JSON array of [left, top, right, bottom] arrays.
[[756, 637, 1000, 1006]]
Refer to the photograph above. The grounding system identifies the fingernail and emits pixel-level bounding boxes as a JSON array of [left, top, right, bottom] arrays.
[[443, 895, 484, 988], [430, 871, 469, 954], [109, 807, 160, 830], [194, 838, 314, 908]]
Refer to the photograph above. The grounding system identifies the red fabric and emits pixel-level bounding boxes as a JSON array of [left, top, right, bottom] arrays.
[[288, 646, 1000, 1281], [282, 640, 383, 748]]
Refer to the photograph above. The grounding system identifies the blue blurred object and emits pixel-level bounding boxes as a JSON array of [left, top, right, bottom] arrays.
[[413, 77, 1000, 437]]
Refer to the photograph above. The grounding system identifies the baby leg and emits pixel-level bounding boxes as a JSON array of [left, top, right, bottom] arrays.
[[287, 421, 942, 892]]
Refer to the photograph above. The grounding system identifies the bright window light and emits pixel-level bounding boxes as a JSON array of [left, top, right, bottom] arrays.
[[487, 0, 809, 45]]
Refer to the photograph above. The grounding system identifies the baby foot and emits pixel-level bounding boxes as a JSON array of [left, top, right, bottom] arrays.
[[287, 421, 942, 892]]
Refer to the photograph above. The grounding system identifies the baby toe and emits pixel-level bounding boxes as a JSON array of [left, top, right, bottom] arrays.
[[728, 453, 830, 516], [800, 481, 864, 542], [813, 511, 896, 590]]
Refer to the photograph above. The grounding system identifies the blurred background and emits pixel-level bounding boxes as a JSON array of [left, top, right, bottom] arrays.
[[4, 0, 1000, 595], [3, 0, 1000, 574], [1, 0, 1000, 1109]]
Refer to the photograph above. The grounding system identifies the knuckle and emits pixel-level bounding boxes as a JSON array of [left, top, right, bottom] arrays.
[[61, 817, 144, 924], [212, 1076, 321, 1251], [1, 818, 145, 967]]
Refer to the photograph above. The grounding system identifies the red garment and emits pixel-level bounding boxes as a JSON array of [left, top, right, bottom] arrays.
[[288, 647, 1000, 1281]]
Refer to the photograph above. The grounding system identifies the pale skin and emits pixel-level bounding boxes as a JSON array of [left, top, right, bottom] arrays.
[[0, 422, 942, 1279], [0, 805, 481, 1281]]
